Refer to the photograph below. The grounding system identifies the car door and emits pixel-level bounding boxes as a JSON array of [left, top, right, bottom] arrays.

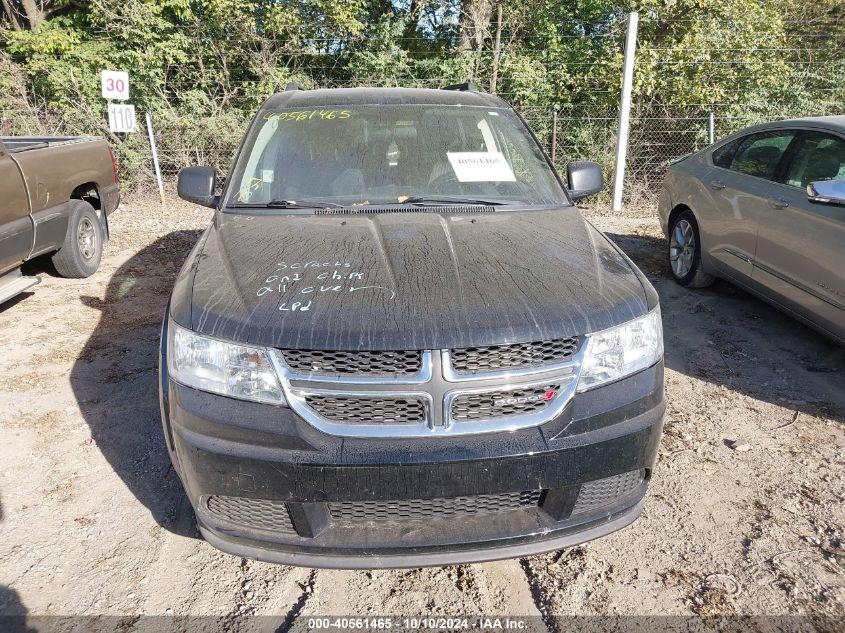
[[0, 142, 34, 273], [700, 129, 797, 280], [751, 129, 845, 339]]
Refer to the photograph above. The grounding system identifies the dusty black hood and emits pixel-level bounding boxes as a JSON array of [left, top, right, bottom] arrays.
[[183, 208, 652, 350]]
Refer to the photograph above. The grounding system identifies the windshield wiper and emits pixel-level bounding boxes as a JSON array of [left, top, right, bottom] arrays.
[[230, 197, 512, 209], [229, 199, 344, 209], [400, 196, 510, 206]]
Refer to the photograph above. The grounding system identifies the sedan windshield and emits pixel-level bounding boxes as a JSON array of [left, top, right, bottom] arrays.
[[226, 105, 568, 208]]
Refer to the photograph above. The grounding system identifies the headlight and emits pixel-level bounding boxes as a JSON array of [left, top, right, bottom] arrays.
[[167, 320, 286, 405], [577, 307, 663, 391]]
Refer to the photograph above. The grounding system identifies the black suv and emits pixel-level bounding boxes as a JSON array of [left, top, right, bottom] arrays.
[[160, 85, 665, 568]]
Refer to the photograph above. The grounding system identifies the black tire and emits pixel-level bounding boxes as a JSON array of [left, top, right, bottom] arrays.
[[52, 200, 103, 278], [668, 209, 715, 288]]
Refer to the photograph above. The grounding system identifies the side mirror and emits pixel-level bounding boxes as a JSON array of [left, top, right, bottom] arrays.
[[566, 161, 604, 201], [807, 180, 845, 207], [177, 166, 217, 207]]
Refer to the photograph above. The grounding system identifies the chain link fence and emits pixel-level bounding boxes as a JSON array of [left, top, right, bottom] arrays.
[[0, 105, 248, 194], [7, 99, 841, 209], [540, 102, 845, 208], [4, 100, 841, 209]]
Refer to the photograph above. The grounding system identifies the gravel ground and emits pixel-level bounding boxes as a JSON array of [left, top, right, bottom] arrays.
[[0, 196, 843, 629]]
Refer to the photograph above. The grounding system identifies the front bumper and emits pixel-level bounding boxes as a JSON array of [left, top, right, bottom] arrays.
[[201, 498, 647, 569], [160, 344, 664, 568]]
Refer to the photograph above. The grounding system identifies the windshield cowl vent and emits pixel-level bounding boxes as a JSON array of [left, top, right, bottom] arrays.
[[314, 205, 497, 215]]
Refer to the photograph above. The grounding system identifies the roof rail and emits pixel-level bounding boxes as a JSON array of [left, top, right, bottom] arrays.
[[443, 82, 477, 92], [285, 82, 305, 91]]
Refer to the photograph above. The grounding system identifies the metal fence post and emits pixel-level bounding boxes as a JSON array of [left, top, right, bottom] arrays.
[[611, 11, 639, 212], [551, 109, 558, 165], [145, 112, 166, 206], [708, 112, 715, 145]]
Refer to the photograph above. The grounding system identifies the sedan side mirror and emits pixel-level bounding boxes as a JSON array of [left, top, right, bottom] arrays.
[[807, 180, 845, 207], [177, 166, 217, 207], [566, 161, 604, 201]]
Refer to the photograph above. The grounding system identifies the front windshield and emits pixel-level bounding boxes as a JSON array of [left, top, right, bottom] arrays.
[[226, 104, 568, 208]]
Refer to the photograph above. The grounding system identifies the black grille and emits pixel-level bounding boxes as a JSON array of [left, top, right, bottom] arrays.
[[305, 395, 427, 424], [451, 384, 561, 421], [205, 495, 296, 534], [280, 349, 422, 375], [328, 490, 543, 521], [571, 470, 646, 516], [450, 338, 580, 374]]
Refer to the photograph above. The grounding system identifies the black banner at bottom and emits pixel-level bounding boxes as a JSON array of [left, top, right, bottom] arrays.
[[0, 616, 839, 633]]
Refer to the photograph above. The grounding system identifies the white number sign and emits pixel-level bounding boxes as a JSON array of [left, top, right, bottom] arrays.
[[101, 70, 129, 101], [447, 151, 516, 182], [108, 103, 136, 133]]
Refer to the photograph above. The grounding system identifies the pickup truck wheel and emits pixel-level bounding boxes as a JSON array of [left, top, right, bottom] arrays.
[[668, 210, 715, 288], [52, 201, 103, 278]]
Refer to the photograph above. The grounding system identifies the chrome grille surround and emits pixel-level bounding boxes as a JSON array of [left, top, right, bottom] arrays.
[[271, 340, 586, 438]]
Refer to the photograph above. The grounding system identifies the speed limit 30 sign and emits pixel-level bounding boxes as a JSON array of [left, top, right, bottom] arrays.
[[101, 70, 129, 101]]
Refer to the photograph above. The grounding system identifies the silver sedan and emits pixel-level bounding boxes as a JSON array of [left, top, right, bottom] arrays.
[[658, 116, 845, 344]]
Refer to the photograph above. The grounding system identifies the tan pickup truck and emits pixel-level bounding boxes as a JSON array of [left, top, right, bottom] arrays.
[[0, 136, 121, 305]]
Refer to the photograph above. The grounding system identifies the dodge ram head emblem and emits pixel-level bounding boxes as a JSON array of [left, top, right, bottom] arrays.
[[494, 390, 557, 407]]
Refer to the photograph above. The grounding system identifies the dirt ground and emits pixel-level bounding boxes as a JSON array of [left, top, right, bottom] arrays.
[[0, 196, 843, 629]]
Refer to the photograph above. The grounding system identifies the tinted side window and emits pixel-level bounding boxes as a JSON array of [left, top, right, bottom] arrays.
[[784, 132, 845, 189], [729, 131, 796, 180], [712, 139, 739, 168]]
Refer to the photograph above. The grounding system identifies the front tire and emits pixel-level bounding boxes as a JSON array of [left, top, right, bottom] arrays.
[[668, 209, 714, 288], [52, 200, 103, 278]]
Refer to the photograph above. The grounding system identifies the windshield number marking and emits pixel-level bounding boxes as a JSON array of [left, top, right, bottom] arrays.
[[263, 110, 351, 123]]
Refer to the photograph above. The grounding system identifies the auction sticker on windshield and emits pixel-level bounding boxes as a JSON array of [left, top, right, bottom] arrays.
[[447, 151, 516, 182]]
